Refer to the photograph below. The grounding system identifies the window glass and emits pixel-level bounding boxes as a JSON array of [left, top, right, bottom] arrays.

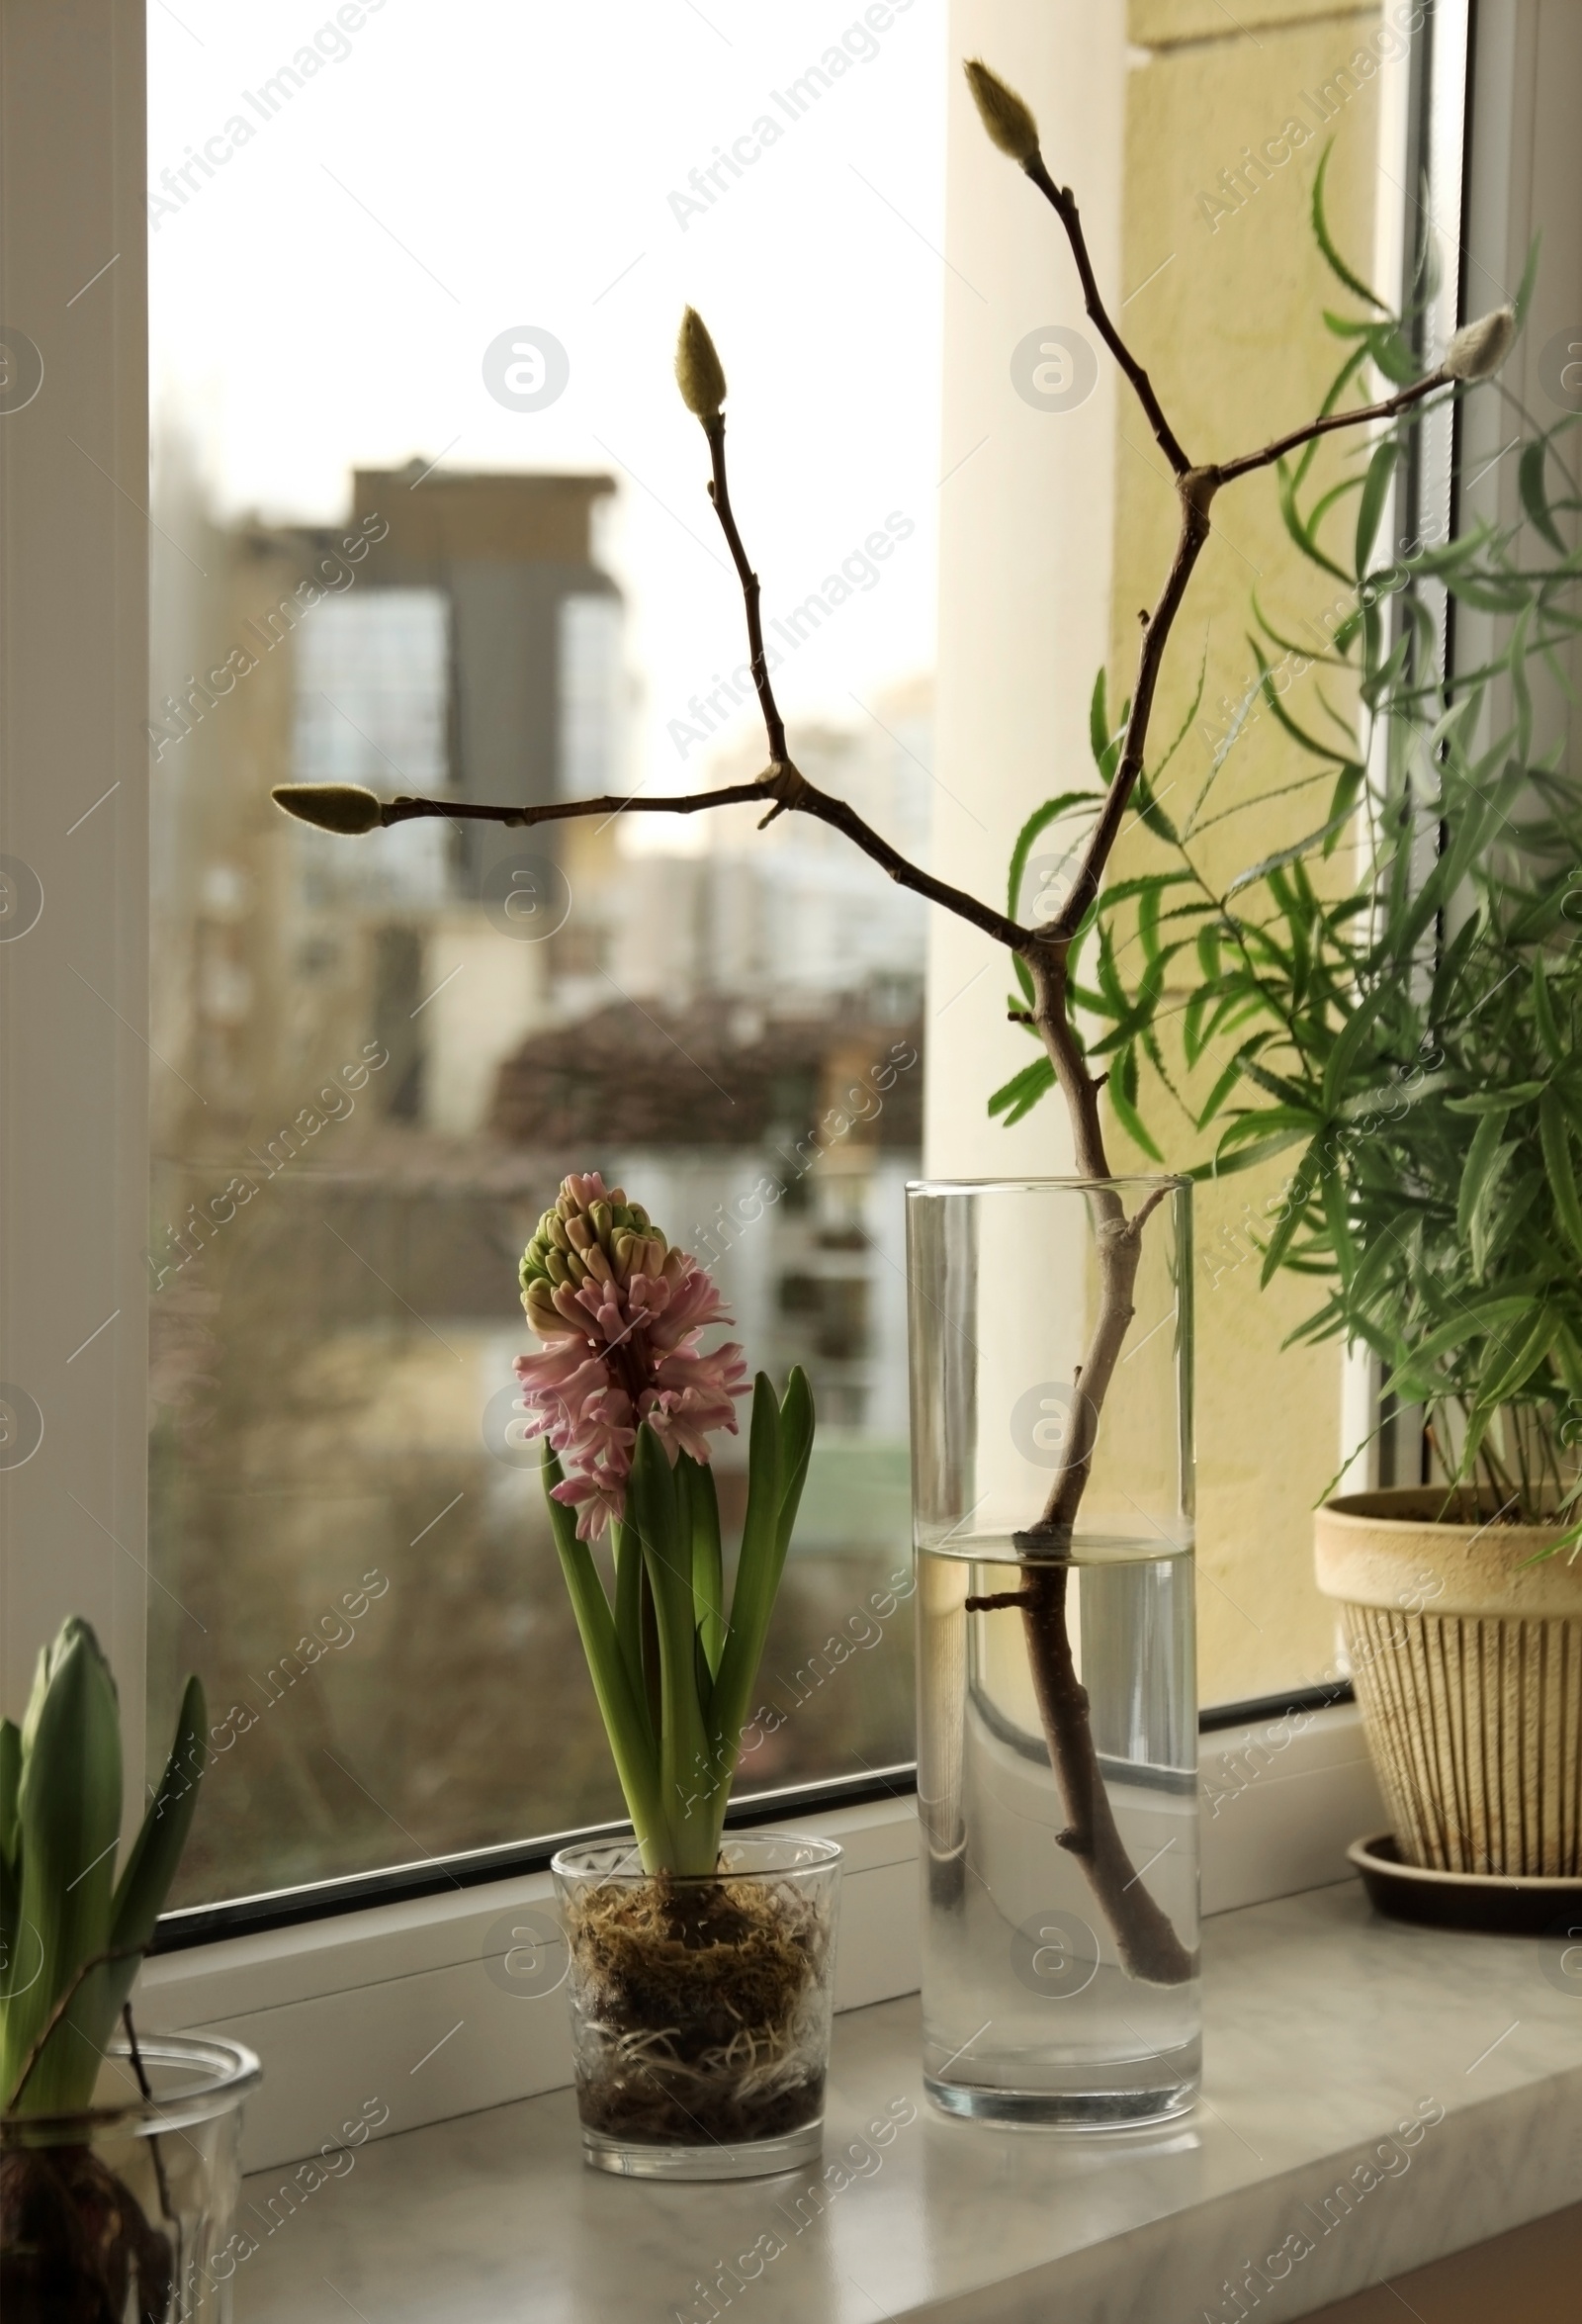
[[148, 1, 941, 1904]]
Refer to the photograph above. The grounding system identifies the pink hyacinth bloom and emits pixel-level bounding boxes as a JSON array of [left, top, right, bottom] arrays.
[[514, 1173, 749, 1539]]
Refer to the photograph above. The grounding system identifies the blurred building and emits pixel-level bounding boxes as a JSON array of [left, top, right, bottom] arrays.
[[148, 453, 623, 1154]]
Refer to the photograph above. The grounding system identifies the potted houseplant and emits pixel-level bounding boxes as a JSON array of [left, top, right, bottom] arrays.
[[513, 1172, 839, 2179], [272, 60, 1523, 2095], [1, 1616, 259, 2318], [1053, 192, 1581, 1912]]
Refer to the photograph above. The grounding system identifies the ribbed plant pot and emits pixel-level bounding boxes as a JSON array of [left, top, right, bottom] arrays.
[[1315, 1488, 1582, 1877]]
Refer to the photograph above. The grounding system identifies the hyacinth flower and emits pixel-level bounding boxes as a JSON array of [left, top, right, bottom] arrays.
[[514, 1174, 814, 1875]]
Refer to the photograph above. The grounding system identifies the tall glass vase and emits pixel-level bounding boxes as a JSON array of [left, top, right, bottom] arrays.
[[906, 1176, 1198, 2127]]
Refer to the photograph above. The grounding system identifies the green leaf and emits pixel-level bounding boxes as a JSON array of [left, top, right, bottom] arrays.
[[1131, 766, 1178, 845], [8, 1621, 123, 2114], [1539, 1088, 1582, 1261], [98, 1675, 209, 2046], [542, 1453, 664, 1867], [1089, 666, 1109, 771], [1456, 1110, 1517, 1278], [628, 1431, 715, 1874], [1520, 440, 1567, 554], [1312, 142, 1386, 310], [1476, 1305, 1559, 1411], [0, 1720, 18, 1868], [1533, 952, 1564, 1064], [709, 1373, 814, 1822], [988, 1055, 1056, 1125], [1225, 806, 1358, 902], [1006, 789, 1102, 926], [684, 1459, 726, 1682], [1356, 439, 1399, 578], [1107, 1045, 1164, 1162]]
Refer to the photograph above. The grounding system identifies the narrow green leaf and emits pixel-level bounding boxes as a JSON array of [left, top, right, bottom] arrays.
[[1312, 142, 1386, 310], [710, 1373, 813, 1814], [1006, 788, 1102, 925], [1520, 440, 1567, 554], [542, 1453, 664, 1866], [1106, 1045, 1164, 1163], [686, 1458, 726, 1681], [1455, 1108, 1515, 1274], [1476, 1305, 1558, 1411], [1355, 439, 1399, 578], [1539, 1088, 1582, 1261], [9, 1621, 123, 2113], [0, 1720, 18, 1867], [1533, 952, 1564, 1064], [1088, 666, 1108, 771], [989, 1055, 1056, 1125]]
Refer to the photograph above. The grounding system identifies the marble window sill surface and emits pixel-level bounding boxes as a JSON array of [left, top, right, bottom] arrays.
[[231, 1880, 1582, 2324]]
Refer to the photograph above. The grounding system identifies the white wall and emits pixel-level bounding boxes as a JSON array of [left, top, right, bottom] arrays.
[[924, 2, 1127, 1179]]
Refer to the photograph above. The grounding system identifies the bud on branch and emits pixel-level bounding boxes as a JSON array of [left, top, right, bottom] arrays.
[[675, 306, 728, 420], [271, 783, 385, 834], [964, 57, 1041, 166], [1443, 305, 1517, 383]]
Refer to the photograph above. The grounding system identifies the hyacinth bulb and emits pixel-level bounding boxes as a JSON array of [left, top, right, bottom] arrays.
[[1443, 305, 1517, 382], [515, 1171, 748, 1538], [963, 57, 1041, 165]]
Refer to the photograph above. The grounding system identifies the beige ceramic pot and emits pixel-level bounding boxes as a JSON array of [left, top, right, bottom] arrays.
[[1315, 1487, 1582, 1877]]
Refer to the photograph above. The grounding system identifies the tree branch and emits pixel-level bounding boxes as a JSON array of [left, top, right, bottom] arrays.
[[704, 414, 789, 767], [1024, 153, 1190, 478], [1213, 367, 1450, 486]]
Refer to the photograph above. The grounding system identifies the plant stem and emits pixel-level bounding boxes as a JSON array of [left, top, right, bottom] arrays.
[[305, 122, 1467, 1976]]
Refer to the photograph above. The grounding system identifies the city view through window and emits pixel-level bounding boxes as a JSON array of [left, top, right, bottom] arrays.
[[146, 4, 944, 1905]]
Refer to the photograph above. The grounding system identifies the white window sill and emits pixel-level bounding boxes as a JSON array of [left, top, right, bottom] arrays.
[[223, 1874, 1582, 2323], [141, 1705, 1383, 2174]]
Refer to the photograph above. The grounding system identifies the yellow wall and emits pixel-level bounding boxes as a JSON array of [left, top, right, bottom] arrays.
[[1102, 2, 1393, 1695]]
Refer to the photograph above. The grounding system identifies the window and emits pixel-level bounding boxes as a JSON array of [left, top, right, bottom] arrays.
[[143, 0, 943, 1908], [1, 3, 1500, 1948]]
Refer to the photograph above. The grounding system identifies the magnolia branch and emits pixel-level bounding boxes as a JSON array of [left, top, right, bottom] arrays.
[[273, 55, 1513, 1989]]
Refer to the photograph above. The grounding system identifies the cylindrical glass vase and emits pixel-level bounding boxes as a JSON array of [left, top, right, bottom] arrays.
[[907, 1177, 1198, 2127], [552, 1832, 840, 2180], [0, 2031, 261, 2321]]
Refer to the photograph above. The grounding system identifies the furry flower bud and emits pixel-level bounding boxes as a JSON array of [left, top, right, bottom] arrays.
[[1443, 306, 1516, 382], [675, 307, 727, 419], [271, 783, 384, 835], [964, 58, 1040, 165]]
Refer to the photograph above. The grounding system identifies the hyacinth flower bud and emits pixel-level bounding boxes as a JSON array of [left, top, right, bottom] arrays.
[[675, 306, 728, 420], [1443, 306, 1517, 382], [271, 782, 384, 834], [963, 58, 1041, 166]]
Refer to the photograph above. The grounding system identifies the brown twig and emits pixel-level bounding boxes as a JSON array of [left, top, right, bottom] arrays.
[[703, 414, 789, 770], [377, 775, 1030, 955], [122, 2001, 179, 2230], [288, 87, 1465, 1990]]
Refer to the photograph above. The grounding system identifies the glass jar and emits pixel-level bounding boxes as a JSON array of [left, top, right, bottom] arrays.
[[552, 1832, 840, 2179], [907, 1176, 1199, 2126], [0, 2031, 261, 2320]]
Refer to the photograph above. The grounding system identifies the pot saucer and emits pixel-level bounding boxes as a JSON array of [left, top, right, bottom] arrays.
[[1348, 1831, 1582, 1935]]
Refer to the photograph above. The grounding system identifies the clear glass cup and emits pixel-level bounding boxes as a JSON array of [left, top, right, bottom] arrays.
[[552, 1832, 841, 2180], [906, 1177, 1199, 2126], [0, 2031, 261, 2320]]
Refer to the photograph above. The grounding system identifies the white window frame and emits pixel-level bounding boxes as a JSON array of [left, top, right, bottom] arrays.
[[6, 0, 1574, 2174]]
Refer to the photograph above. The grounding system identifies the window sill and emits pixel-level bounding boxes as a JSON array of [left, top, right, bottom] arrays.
[[140, 1705, 1383, 2173], [225, 1875, 1582, 2322]]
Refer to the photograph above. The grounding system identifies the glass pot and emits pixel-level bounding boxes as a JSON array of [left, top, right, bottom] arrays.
[[552, 1832, 840, 2180], [0, 2031, 261, 2321], [907, 1176, 1199, 2127]]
